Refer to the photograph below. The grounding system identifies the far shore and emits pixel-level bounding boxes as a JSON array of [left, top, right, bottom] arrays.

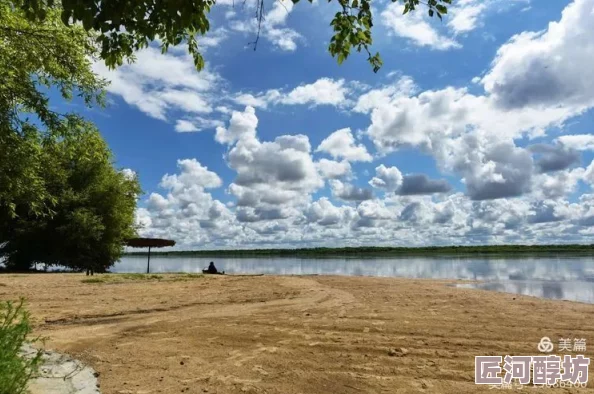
[[123, 243, 594, 258], [1, 273, 593, 393]]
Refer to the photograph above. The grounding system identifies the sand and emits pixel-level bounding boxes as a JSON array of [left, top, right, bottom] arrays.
[[1, 273, 593, 393]]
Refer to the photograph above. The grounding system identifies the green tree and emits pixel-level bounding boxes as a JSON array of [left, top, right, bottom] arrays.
[[12, 0, 451, 73], [0, 0, 104, 131], [0, 126, 46, 238], [0, 1, 138, 273], [0, 0, 106, 224], [1, 124, 141, 273]]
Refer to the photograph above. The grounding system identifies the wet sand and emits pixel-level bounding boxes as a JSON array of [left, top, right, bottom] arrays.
[[1, 273, 593, 393]]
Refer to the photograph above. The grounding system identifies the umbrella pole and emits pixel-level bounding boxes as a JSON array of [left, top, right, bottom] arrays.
[[147, 246, 151, 274]]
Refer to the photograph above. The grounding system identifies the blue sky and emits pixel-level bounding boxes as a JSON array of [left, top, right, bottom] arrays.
[[57, 0, 594, 248]]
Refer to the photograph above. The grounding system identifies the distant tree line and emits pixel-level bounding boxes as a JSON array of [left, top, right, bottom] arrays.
[[124, 244, 594, 258]]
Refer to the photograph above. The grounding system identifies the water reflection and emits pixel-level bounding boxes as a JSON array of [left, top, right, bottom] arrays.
[[457, 280, 594, 304], [115, 255, 594, 304]]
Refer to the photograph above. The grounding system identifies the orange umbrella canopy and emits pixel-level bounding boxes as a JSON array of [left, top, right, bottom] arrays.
[[125, 238, 175, 248]]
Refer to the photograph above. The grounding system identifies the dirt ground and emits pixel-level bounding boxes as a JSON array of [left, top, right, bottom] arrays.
[[1, 273, 594, 394]]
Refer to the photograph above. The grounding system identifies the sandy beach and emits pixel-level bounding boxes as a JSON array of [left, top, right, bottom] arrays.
[[1, 273, 594, 393]]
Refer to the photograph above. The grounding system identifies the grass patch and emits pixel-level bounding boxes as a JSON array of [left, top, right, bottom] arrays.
[[185, 273, 204, 278], [170, 273, 206, 282], [82, 273, 204, 284], [80, 278, 107, 284], [0, 299, 42, 394], [120, 273, 163, 281]]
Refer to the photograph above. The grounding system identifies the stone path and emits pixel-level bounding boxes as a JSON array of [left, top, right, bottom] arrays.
[[22, 344, 101, 394]]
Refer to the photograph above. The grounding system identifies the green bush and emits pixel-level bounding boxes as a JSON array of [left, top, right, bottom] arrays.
[[0, 299, 42, 394]]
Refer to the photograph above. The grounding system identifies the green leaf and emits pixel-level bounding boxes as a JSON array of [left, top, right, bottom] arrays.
[[12, 0, 452, 75]]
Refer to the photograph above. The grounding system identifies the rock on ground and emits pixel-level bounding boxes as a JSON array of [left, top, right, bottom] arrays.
[[21, 344, 101, 394]]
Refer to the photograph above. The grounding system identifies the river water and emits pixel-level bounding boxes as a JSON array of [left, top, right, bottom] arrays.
[[115, 255, 594, 304]]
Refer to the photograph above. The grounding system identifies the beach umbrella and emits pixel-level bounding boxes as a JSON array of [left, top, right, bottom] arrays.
[[125, 238, 175, 273]]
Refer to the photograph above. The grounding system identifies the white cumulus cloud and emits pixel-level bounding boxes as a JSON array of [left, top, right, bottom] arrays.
[[316, 128, 372, 162]]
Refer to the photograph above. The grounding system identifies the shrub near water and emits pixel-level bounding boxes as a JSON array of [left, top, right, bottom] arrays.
[[0, 299, 41, 394]]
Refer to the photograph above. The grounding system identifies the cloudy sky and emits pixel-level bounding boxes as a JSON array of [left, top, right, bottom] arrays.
[[62, 0, 594, 249]]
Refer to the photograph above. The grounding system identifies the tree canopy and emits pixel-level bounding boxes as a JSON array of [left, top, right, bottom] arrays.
[[0, 0, 104, 132], [0, 2, 139, 272], [1, 123, 141, 272], [0, 0, 106, 220], [13, 0, 452, 73]]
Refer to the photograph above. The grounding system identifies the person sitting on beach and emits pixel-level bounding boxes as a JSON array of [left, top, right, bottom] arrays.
[[206, 262, 218, 274]]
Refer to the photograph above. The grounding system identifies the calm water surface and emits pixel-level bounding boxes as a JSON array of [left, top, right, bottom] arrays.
[[115, 255, 594, 304]]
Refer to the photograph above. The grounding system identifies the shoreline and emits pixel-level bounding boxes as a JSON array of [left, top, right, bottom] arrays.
[[2, 273, 593, 393], [3, 272, 592, 305]]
